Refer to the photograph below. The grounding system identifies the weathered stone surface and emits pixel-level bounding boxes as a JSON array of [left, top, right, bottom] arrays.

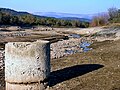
[[6, 82, 47, 90], [5, 40, 50, 83], [0, 50, 5, 70]]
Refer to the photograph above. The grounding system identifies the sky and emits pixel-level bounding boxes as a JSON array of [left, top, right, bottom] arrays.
[[0, 0, 120, 14]]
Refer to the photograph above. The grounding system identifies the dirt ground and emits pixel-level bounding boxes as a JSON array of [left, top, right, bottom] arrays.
[[0, 26, 120, 90], [0, 39, 120, 90], [49, 40, 120, 90]]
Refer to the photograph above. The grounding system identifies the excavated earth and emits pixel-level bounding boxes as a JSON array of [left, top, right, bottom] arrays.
[[1, 39, 119, 90], [0, 26, 120, 90], [49, 39, 120, 90]]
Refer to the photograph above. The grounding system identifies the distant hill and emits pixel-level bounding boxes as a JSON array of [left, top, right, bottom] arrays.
[[0, 8, 46, 18], [0, 8, 90, 28], [0, 8, 30, 15], [60, 17, 91, 22], [34, 12, 93, 21], [0, 8, 92, 22]]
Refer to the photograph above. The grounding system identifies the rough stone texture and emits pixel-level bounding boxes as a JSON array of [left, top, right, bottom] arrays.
[[5, 40, 50, 83], [0, 50, 5, 70], [6, 82, 47, 90], [0, 32, 30, 38], [50, 38, 83, 59], [94, 28, 120, 41]]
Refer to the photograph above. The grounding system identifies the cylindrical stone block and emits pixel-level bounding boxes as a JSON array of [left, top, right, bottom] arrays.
[[5, 40, 50, 84], [6, 82, 47, 90]]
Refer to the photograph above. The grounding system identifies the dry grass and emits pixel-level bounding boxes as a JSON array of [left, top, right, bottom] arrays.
[[102, 23, 120, 29]]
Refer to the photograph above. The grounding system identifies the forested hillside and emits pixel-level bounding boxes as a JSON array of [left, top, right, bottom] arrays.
[[0, 8, 89, 28]]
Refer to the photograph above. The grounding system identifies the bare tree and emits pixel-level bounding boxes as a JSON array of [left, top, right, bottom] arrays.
[[108, 7, 118, 19], [90, 13, 109, 27]]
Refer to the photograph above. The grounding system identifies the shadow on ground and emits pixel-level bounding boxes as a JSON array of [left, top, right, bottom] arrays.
[[0, 69, 5, 90], [49, 64, 104, 87]]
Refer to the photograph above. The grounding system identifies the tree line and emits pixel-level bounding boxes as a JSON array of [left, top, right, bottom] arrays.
[[0, 8, 89, 28]]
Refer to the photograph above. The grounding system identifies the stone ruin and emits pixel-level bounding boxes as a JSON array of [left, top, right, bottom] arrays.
[[5, 40, 50, 90]]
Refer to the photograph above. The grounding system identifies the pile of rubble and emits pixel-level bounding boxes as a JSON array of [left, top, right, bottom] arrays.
[[50, 38, 83, 59]]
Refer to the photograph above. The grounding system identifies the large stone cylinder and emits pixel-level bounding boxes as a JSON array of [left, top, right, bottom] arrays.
[[5, 40, 50, 90]]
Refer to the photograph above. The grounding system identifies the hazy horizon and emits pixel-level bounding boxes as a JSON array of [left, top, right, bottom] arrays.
[[0, 0, 120, 14]]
